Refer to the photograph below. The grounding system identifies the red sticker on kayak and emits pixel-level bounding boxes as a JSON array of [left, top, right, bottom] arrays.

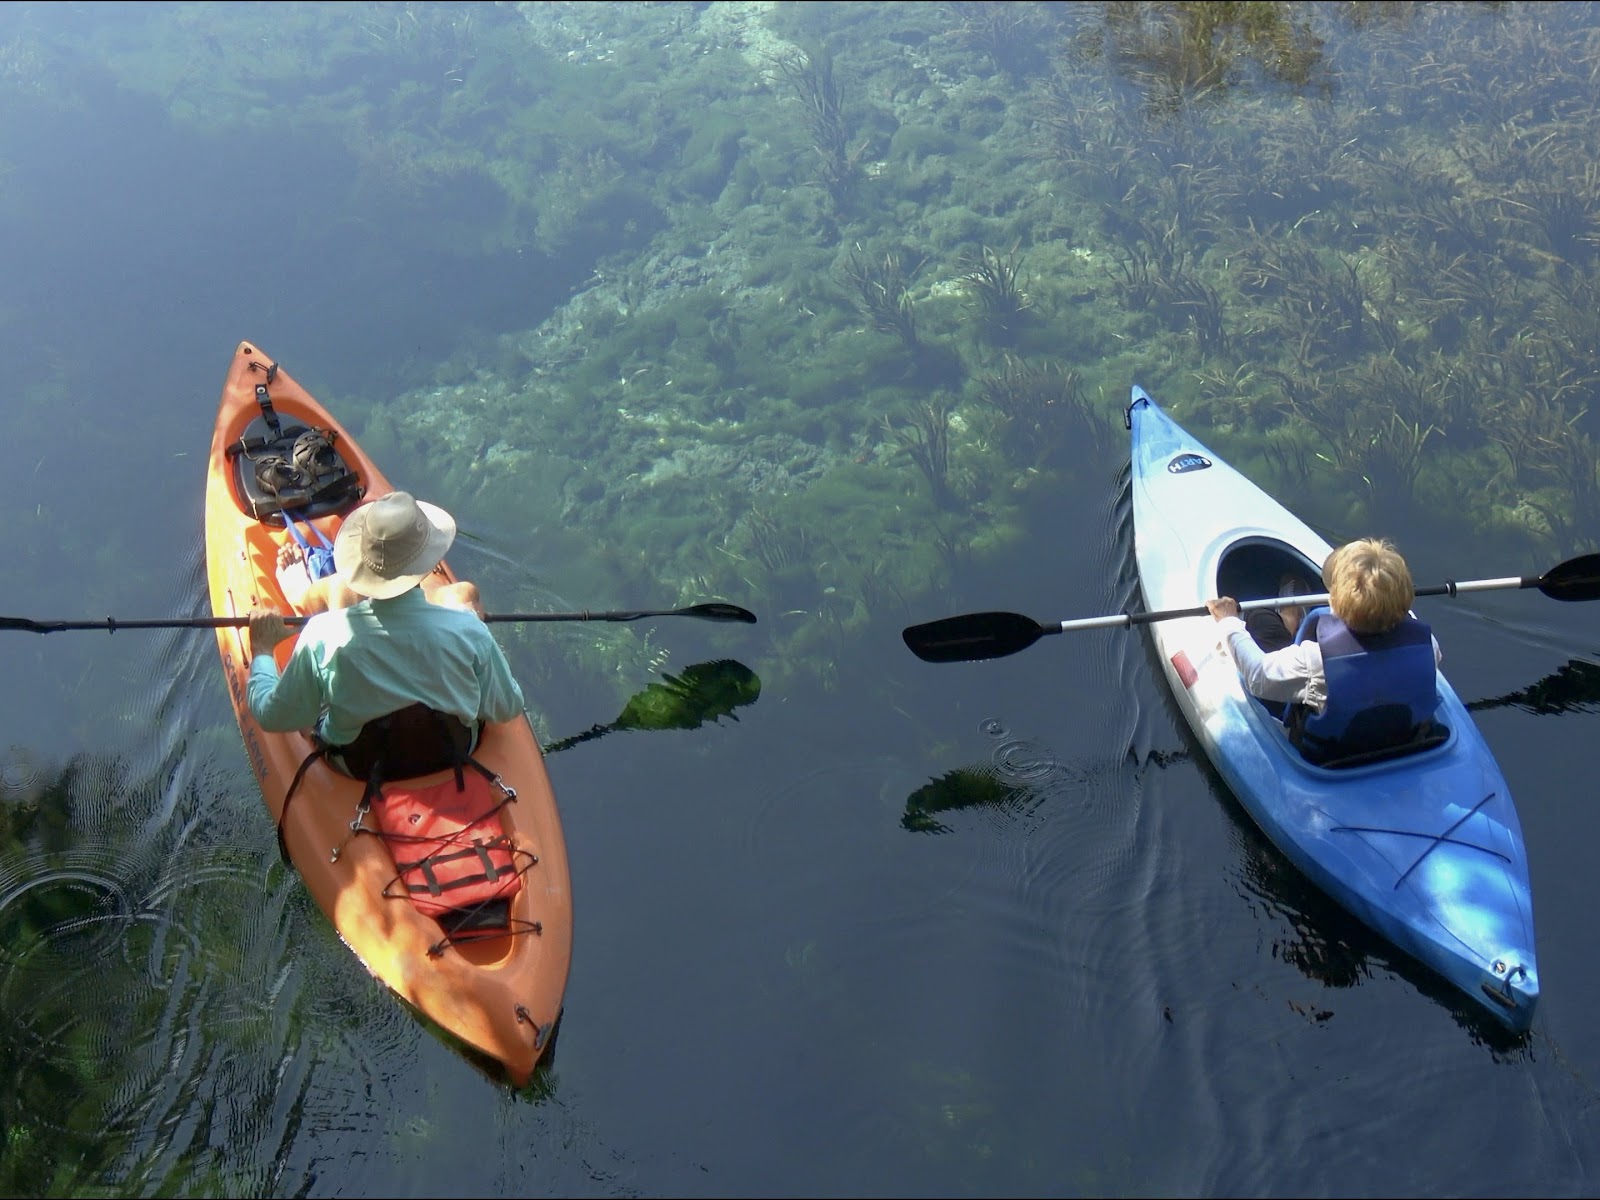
[[1171, 650, 1198, 689]]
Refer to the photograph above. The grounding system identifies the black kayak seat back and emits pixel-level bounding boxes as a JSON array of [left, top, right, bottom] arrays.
[[1293, 713, 1452, 769], [340, 703, 478, 783]]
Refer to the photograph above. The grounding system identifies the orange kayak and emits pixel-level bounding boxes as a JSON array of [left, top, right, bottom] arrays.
[[204, 340, 572, 1086]]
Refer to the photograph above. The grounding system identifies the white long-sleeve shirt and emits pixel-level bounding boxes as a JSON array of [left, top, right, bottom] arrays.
[[1213, 615, 1442, 713]]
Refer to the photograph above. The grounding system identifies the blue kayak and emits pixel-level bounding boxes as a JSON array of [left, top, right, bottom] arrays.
[[1127, 385, 1538, 1031]]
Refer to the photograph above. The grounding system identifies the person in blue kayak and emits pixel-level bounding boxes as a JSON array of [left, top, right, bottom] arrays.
[[1244, 574, 1312, 655], [245, 490, 527, 778], [1218, 573, 1313, 723], [1206, 537, 1443, 764]]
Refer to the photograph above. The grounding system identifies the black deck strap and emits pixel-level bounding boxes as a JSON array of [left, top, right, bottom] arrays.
[[476, 840, 503, 880], [277, 745, 330, 866], [254, 382, 283, 436], [357, 715, 394, 813], [227, 424, 312, 460], [398, 839, 517, 896], [427, 912, 545, 958], [307, 466, 363, 508]]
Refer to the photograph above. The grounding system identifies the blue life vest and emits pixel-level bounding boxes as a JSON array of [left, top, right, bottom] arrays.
[[1291, 606, 1438, 760], [284, 512, 338, 581]]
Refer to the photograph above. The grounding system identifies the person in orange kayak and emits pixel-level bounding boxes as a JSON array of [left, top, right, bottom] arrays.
[[1205, 536, 1443, 763], [245, 491, 526, 776]]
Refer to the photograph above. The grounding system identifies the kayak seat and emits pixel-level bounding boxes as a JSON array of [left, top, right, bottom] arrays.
[[1292, 712, 1451, 769], [277, 705, 482, 854], [227, 416, 364, 524], [343, 705, 542, 953], [339, 702, 478, 782]]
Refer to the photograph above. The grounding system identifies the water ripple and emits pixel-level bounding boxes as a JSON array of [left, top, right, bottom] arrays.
[[0, 745, 46, 803]]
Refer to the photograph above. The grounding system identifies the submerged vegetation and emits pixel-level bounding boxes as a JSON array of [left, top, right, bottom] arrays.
[[2, 0, 1599, 705]]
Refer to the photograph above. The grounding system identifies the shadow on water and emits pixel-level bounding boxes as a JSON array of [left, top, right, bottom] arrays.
[[900, 763, 1037, 835]]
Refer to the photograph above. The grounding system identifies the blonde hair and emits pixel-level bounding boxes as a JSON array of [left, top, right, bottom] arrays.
[[1322, 537, 1414, 633]]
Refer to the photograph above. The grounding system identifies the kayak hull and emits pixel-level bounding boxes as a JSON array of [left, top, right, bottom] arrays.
[[204, 341, 573, 1085], [1127, 386, 1537, 1031]]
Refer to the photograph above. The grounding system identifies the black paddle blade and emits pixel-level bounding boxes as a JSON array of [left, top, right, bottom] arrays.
[[686, 602, 759, 623], [1539, 553, 1600, 601], [902, 611, 1051, 663], [0, 617, 52, 633]]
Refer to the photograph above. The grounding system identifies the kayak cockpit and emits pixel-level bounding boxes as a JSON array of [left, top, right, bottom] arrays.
[[1216, 536, 1323, 609], [1217, 538, 1452, 772], [1251, 698, 1455, 776]]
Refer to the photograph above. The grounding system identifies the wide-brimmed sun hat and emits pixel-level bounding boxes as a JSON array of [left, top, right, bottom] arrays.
[[333, 491, 456, 600]]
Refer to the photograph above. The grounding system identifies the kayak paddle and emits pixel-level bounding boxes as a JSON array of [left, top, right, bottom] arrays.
[[902, 552, 1600, 664], [0, 601, 758, 635]]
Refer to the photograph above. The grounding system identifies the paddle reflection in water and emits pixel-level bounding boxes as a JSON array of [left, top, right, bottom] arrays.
[[901, 720, 1063, 835], [542, 659, 761, 755], [898, 718, 1176, 835], [1467, 658, 1600, 716]]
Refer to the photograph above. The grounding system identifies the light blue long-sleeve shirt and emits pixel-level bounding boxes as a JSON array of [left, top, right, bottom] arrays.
[[247, 588, 526, 747]]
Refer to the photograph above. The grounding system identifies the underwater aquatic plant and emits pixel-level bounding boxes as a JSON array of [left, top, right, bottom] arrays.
[[1480, 346, 1600, 556], [771, 45, 866, 208], [1033, 67, 1148, 200], [976, 353, 1109, 468], [1499, 163, 1600, 272], [1165, 271, 1228, 356], [942, 0, 1056, 80], [1368, 149, 1497, 258], [885, 395, 959, 510], [959, 242, 1032, 347], [841, 245, 926, 349], [742, 506, 817, 575], [1234, 237, 1371, 355], [1263, 352, 1465, 513], [1092, 0, 1329, 114]]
